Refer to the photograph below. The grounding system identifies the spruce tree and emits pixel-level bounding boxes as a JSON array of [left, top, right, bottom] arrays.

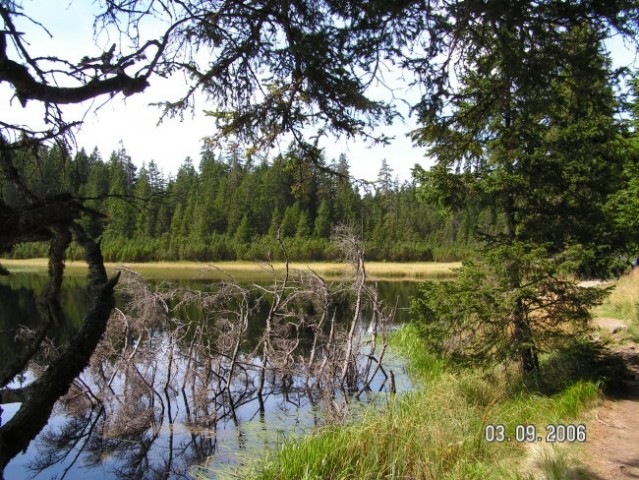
[[412, 21, 625, 375], [313, 199, 332, 238]]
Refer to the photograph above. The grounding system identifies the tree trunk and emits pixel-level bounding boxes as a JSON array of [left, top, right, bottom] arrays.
[[507, 257, 540, 376], [0, 229, 119, 475], [512, 304, 539, 375], [503, 192, 539, 376]]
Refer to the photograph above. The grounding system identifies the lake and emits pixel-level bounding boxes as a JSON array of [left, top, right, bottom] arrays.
[[0, 268, 426, 480]]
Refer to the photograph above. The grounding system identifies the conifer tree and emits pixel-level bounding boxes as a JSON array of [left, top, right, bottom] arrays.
[[412, 20, 625, 375], [313, 199, 332, 238], [295, 210, 312, 238], [103, 149, 136, 240], [234, 214, 252, 244], [268, 207, 284, 238]]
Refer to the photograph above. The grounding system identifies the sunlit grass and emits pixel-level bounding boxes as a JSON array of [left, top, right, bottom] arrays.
[[0, 258, 459, 282], [596, 268, 639, 341], [521, 442, 591, 480]]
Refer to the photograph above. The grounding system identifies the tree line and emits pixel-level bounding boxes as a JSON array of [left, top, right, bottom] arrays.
[[2, 144, 500, 263]]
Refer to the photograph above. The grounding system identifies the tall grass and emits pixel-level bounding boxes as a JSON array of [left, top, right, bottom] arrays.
[[201, 324, 601, 480]]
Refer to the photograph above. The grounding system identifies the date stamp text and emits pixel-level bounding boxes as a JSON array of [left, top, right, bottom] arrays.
[[484, 424, 586, 443]]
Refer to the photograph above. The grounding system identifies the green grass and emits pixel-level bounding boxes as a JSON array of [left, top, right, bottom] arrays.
[[197, 324, 602, 480]]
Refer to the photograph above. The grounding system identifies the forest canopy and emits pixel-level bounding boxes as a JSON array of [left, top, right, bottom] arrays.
[[2, 143, 486, 262]]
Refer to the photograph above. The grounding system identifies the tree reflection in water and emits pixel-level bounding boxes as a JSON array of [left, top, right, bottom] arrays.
[[3, 232, 403, 479]]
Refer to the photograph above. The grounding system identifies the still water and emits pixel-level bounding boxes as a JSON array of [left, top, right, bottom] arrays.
[[0, 270, 422, 480]]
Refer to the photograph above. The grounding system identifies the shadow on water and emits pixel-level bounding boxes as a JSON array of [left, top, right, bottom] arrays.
[[0, 274, 89, 360], [0, 271, 418, 480]]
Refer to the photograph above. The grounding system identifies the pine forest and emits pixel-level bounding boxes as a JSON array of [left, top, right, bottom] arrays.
[[2, 144, 495, 263]]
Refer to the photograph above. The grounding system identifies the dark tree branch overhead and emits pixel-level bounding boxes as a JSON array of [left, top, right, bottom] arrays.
[[0, 0, 410, 148], [0, 51, 149, 105], [1, 1, 638, 148]]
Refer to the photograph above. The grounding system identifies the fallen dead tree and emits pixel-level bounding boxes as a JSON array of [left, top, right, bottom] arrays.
[[70, 226, 395, 429]]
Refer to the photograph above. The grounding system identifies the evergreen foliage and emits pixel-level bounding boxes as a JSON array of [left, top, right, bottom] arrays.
[[1, 146, 489, 262], [411, 244, 610, 369], [410, 12, 638, 375]]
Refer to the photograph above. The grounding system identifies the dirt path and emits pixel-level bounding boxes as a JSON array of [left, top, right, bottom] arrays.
[[582, 318, 639, 479]]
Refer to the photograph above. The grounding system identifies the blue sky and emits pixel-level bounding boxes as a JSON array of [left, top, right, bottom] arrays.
[[2, 2, 636, 182]]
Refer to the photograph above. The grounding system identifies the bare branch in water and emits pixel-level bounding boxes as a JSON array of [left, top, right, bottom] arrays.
[[29, 225, 396, 477]]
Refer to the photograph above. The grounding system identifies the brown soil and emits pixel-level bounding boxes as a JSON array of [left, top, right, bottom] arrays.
[[582, 319, 639, 480]]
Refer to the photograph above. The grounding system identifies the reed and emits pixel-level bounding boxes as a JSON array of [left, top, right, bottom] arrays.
[[0, 259, 460, 282]]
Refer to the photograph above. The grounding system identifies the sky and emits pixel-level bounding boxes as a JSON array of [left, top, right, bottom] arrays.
[[62, 79, 426, 182], [2, 2, 637, 183]]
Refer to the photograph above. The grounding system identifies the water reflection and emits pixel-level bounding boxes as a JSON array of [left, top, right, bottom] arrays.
[[0, 270, 418, 480]]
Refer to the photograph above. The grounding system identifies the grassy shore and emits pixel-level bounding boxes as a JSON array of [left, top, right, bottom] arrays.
[[0, 258, 460, 282], [202, 271, 638, 480], [198, 324, 602, 480]]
